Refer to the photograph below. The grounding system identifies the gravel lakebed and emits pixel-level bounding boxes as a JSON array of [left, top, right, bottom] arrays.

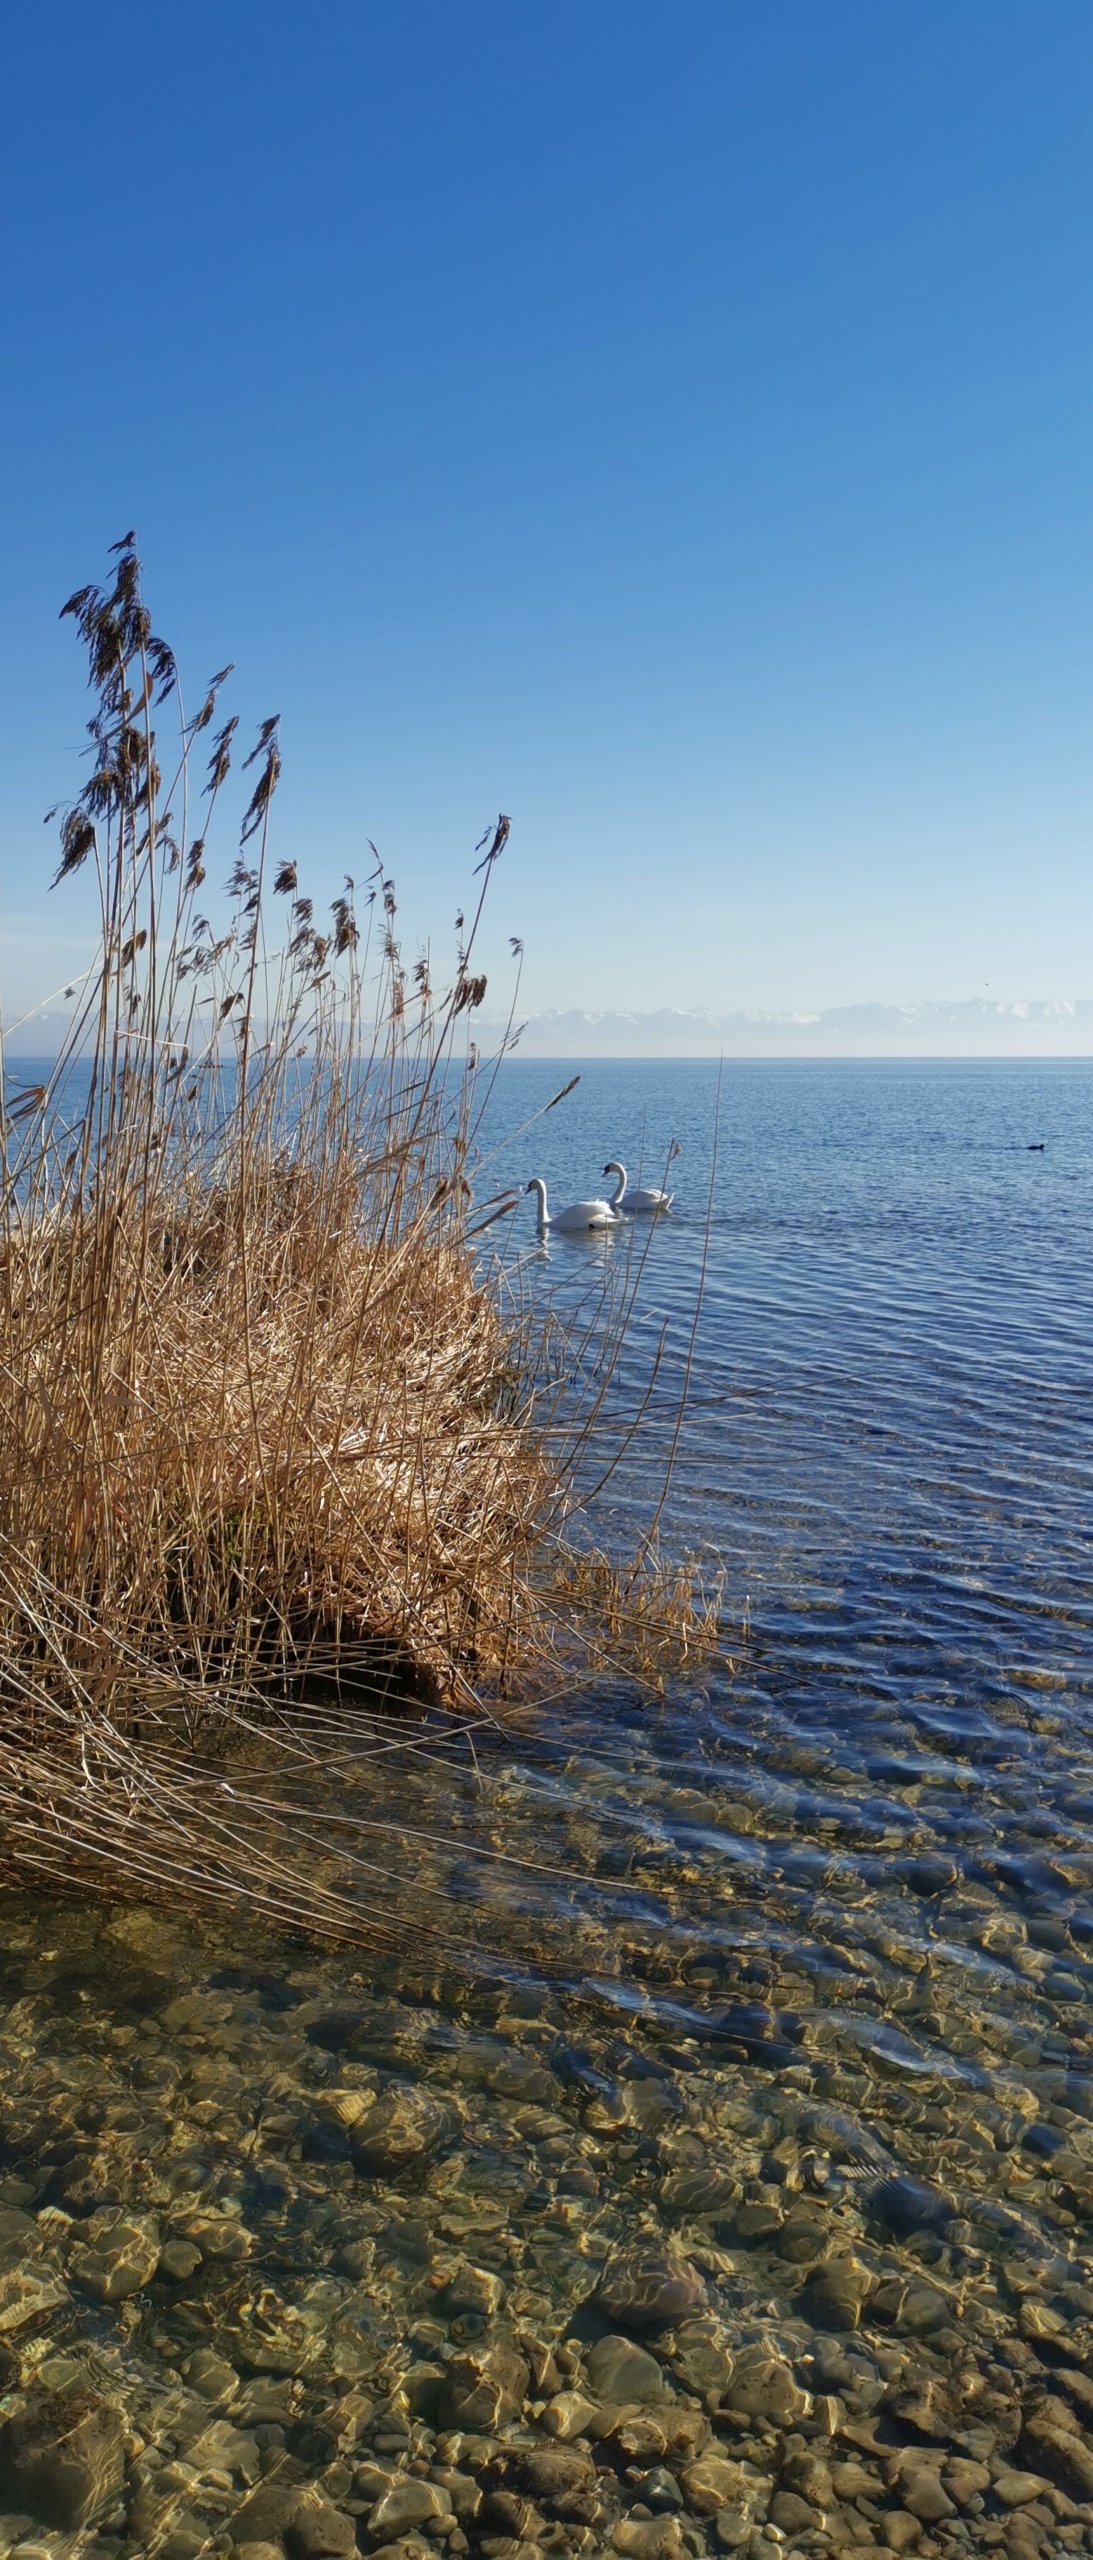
[[0, 1821, 1091, 2560]]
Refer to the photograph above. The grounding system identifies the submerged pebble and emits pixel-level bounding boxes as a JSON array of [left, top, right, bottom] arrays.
[[594, 2243, 707, 2329], [0, 1630, 1089, 2560]]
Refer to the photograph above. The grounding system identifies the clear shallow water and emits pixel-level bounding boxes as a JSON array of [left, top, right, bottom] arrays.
[[1, 1059, 1093, 2557]]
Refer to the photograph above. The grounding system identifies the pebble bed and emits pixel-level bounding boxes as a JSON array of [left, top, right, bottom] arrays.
[[0, 1671, 1091, 2560]]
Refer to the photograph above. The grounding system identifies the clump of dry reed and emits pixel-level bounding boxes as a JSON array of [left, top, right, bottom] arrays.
[[0, 541, 714, 1943]]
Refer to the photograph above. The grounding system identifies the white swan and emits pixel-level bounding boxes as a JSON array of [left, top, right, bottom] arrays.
[[526, 1177, 621, 1234], [603, 1160, 673, 1214]]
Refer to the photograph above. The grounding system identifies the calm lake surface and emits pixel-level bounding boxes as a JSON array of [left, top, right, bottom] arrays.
[[1, 1058, 1092, 2556]]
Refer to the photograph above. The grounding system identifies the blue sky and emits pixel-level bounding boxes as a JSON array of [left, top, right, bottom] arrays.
[[2, 1, 1092, 1043]]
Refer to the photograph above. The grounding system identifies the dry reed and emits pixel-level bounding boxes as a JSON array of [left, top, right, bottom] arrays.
[[0, 540, 714, 1946]]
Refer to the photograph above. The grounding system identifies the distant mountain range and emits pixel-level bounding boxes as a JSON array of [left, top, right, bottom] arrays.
[[495, 997, 1093, 1059], [6, 993, 1093, 1062]]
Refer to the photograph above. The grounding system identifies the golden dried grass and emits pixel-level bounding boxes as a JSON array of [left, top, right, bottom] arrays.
[[0, 540, 715, 1945]]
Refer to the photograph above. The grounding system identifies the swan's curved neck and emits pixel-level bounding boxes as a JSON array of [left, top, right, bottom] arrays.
[[528, 1177, 549, 1228], [606, 1163, 627, 1209]]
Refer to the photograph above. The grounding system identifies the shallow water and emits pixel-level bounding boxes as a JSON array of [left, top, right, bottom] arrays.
[[1, 1059, 1092, 2557]]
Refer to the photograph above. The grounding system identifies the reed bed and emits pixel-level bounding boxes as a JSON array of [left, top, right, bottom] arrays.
[[0, 541, 711, 1945]]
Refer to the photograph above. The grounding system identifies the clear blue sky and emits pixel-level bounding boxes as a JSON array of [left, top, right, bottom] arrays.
[[2, 1, 1092, 1039]]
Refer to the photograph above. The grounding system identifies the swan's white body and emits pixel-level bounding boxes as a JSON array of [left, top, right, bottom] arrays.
[[603, 1160, 673, 1214], [526, 1177, 621, 1234]]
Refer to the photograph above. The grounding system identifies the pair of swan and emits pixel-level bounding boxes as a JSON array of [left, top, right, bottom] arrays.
[[527, 1160, 673, 1235]]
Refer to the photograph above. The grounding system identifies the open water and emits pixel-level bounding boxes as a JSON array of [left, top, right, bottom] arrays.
[[1, 1058, 1092, 2558]]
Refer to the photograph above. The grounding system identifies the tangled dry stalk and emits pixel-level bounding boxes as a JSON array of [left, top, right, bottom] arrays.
[[0, 542, 714, 1946]]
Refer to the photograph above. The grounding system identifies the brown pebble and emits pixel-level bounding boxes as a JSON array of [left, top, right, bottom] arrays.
[[679, 2453, 748, 2518], [613, 2518, 685, 2560], [782, 2451, 836, 2507], [1003, 2524, 1045, 2560], [286, 2496, 358, 2560], [881, 2516, 921, 2552], [770, 2489, 816, 2533], [992, 2471, 1049, 2510], [1017, 2411, 1093, 2502], [943, 2458, 991, 2506], [898, 2466, 955, 2525]]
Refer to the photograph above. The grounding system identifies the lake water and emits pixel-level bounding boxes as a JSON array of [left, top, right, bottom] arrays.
[[1, 1058, 1092, 2557]]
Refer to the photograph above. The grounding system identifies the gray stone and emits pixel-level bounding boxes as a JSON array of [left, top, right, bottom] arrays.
[[607, 2411, 669, 2460], [1052, 2367, 1093, 2425], [0, 2260, 67, 2332], [881, 2514, 922, 2552], [657, 2401, 711, 2462], [160, 2237, 203, 2280], [643, 2467, 684, 2511], [68, 2208, 161, 2300], [429, 2467, 481, 2523], [994, 2471, 1050, 2509], [593, 2244, 705, 2330], [660, 2168, 741, 2223], [440, 2260, 504, 2318], [681, 2455, 748, 2517], [898, 2462, 955, 2524], [287, 2495, 359, 2557], [883, 2375, 967, 2442], [400, 2360, 446, 2418], [0, 2388, 126, 2530], [1003, 2526, 1046, 2560], [183, 2347, 240, 2404], [1017, 2412, 1093, 2501], [354, 2463, 396, 2504], [775, 2208, 831, 2265], [802, 2253, 873, 2333], [943, 2458, 991, 2506], [158, 2529, 212, 2560], [309, 2086, 380, 2137], [869, 2175, 954, 2238], [782, 2452, 836, 2507], [724, 2349, 810, 2430], [437, 2341, 529, 2430], [541, 2386, 599, 2439], [0, 2210, 38, 2250], [367, 2478, 452, 2538], [896, 2281, 952, 2336], [479, 2487, 540, 2538], [669, 2318, 736, 2400], [518, 2444, 598, 2520], [188, 2415, 261, 2484], [232, 2483, 315, 2544], [770, 2489, 817, 2533], [588, 2334, 668, 2404], [613, 2520, 685, 2560], [350, 2086, 456, 2178]]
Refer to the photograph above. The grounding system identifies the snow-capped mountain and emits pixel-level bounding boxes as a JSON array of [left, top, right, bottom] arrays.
[[488, 997, 1093, 1058]]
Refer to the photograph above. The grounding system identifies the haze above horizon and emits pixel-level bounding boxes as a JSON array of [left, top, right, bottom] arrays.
[[2, 1, 1091, 1057]]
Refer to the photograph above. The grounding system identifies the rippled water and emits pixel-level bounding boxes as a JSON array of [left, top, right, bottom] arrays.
[[1, 1059, 1092, 2557]]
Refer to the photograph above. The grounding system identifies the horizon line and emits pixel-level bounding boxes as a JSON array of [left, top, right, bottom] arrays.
[[5, 1045, 1093, 1070]]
